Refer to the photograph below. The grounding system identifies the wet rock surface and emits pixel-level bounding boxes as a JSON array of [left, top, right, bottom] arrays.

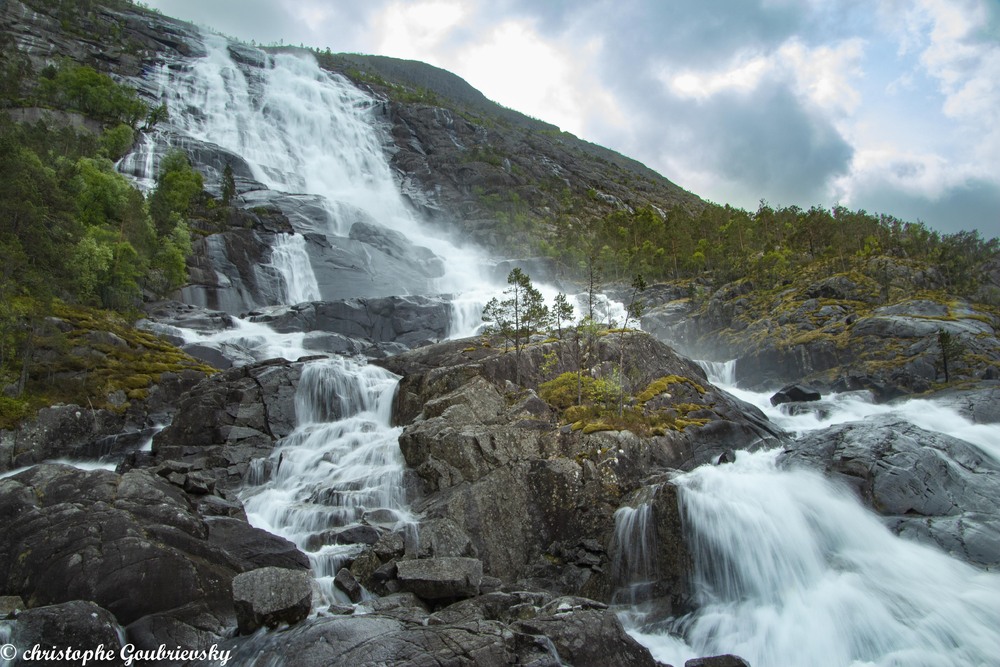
[[231, 566, 313, 634], [140, 358, 301, 492], [373, 333, 781, 608], [0, 464, 309, 648], [5, 600, 125, 666], [780, 415, 1000, 567], [194, 589, 659, 667]]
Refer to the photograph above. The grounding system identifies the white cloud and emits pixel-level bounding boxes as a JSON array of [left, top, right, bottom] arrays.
[[656, 37, 864, 118], [879, 0, 1000, 168], [372, 1, 469, 57], [369, 4, 624, 138]]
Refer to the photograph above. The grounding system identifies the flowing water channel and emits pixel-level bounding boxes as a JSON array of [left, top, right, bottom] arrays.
[[618, 362, 1000, 667]]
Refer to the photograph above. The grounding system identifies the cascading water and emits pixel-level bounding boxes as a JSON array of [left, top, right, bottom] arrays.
[[630, 450, 1000, 667], [610, 485, 660, 607], [268, 232, 320, 304], [240, 357, 413, 604], [145, 33, 491, 301], [617, 365, 1000, 666]]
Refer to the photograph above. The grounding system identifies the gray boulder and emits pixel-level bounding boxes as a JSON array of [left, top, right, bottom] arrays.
[[770, 383, 821, 406], [686, 656, 752, 667], [232, 567, 313, 634], [781, 415, 1000, 566], [514, 597, 658, 667], [146, 358, 301, 492], [6, 600, 125, 666], [0, 464, 308, 648], [396, 557, 484, 601]]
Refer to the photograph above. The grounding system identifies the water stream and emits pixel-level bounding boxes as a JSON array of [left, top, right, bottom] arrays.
[[617, 363, 1000, 667]]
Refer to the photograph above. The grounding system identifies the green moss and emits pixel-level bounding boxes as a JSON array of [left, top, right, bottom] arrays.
[[637, 375, 706, 403], [582, 421, 615, 434], [6, 302, 217, 425]]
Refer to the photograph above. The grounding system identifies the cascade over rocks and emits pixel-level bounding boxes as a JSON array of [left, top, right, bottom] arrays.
[[780, 416, 1000, 567], [0, 464, 309, 649]]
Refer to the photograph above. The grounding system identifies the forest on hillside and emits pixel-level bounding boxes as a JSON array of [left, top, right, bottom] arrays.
[[0, 0, 998, 429]]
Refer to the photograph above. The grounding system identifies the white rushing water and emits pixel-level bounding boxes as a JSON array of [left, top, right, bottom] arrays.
[[241, 357, 413, 605], [151, 33, 491, 300], [269, 232, 320, 304], [619, 362, 1000, 667]]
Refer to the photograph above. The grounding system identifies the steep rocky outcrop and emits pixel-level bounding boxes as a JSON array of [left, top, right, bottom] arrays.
[[780, 416, 1000, 567], [247, 294, 452, 353], [368, 333, 783, 610], [135, 358, 302, 492]]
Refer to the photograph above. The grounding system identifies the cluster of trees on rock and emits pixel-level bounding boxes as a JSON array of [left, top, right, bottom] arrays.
[[482, 268, 655, 430]]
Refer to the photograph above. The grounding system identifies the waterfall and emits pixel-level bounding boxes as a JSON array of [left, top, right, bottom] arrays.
[[149, 33, 491, 299], [610, 485, 660, 607], [241, 357, 413, 605], [628, 450, 1000, 667], [696, 359, 736, 386], [269, 233, 320, 304]]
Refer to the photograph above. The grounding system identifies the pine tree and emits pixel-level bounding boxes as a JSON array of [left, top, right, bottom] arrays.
[[481, 268, 549, 384]]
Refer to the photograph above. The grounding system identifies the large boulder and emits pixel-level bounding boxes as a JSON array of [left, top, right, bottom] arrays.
[[142, 357, 301, 492], [6, 600, 125, 666], [0, 464, 309, 648], [396, 557, 484, 602], [780, 415, 1000, 567], [231, 567, 313, 634]]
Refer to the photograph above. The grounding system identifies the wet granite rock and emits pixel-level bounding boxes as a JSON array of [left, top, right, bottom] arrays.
[[780, 415, 1000, 567], [6, 600, 125, 666], [0, 464, 308, 648]]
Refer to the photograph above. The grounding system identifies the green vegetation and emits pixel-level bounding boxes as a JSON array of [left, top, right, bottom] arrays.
[[539, 371, 711, 437], [0, 303, 216, 430], [482, 268, 550, 384], [0, 35, 204, 425], [533, 200, 998, 295], [937, 329, 966, 383]]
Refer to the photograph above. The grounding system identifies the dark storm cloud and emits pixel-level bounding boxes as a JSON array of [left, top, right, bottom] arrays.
[[690, 84, 854, 204]]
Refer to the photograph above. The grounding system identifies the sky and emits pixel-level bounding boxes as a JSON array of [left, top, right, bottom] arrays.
[[141, 0, 1000, 238]]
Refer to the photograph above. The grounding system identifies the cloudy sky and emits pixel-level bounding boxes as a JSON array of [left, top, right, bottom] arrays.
[[143, 0, 999, 237]]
